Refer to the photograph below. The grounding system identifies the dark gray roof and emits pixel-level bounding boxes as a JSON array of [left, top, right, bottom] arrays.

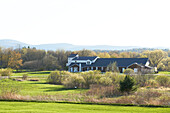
[[68, 54, 78, 57], [69, 63, 87, 68], [72, 56, 98, 61], [90, 58, 148, 67], [68, 58, 149, 68]]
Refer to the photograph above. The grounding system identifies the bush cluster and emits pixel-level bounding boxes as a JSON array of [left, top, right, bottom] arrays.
[[47, 70, 126, 89], [63, 74, 85, 88], [0, 68, 12, 77], [47, 71, 71, 84], [123, 68, 134, 75], [155, 75, 170, 87], [47, 70, 170, 102]]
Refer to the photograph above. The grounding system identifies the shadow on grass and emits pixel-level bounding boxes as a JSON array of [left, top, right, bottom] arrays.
[[26, 80, 87, 93], [28, 82, 48, 84], [27, 81, 83, 92], [29, 71, 51, 75], [41, 87, 78, 92]]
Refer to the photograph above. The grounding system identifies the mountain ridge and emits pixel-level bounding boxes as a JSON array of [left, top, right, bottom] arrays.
[[0, 39, 169, 51]]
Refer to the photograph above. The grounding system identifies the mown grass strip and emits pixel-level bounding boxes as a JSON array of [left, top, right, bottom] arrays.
[[0, 101, 169, 113], [0, 99, 169, 108]]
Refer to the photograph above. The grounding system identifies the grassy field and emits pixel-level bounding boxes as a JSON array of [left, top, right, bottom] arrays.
[[1, 71, 169, 113], [0, 101, 169, 113], [9, 70, 86, 95], [11, 71, 51, 77], [1, 70, 87, 97], [18, 80, 87, 96], [158, 71, 170, 75]]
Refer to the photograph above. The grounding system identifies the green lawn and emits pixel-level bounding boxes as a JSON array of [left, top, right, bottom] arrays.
[[9, 70, 85, 96], [158, 71, 170, 75], [0, 101, 169, 113], [16, 80, 87, 96], [11, 71, 51, 77]]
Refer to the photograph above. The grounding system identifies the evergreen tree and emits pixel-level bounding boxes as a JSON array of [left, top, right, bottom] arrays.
[[120, 75, 136, 94]]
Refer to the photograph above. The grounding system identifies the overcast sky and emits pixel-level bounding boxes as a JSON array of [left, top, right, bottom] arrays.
[[0, 0, 170, 48]]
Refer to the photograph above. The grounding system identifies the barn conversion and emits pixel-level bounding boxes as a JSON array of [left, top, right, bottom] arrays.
[[66, 54, 153, 73]]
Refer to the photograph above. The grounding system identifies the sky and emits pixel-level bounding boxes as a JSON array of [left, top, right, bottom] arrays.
[[0, 0, 170, 48]]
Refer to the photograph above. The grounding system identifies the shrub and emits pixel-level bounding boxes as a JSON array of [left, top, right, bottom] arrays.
[[63, 74, 85, 88], [123, 68, 134, 75], [0, 68, 12, 77], [155, 75, 170, 87], [133, 74, 149, 87], [81, 71, 102, 88], [105, 72, 125, 86], [47, 70, 71, 84], [120, 75, 136, 94], [98, 76, 112, 86], [22, 74, 28, 80], [146, 79, 158, 87]]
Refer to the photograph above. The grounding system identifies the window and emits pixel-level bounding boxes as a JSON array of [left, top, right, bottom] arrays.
[[74, 67, 78, 72], [134, 68, 138, 73], [107, 67, 109, 71], [86, 60, 91, 65], [122, 68, 125, 73]]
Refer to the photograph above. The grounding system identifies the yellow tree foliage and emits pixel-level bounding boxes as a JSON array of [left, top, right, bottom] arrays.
[[97, 52, 110, 58], [158, 57, 170, 71], [120, 52, 130, 58], [75, 49, 97, 56], [143, 50, 168, 67], [110, 53, 119, 58], [8, 51, 23, 70]]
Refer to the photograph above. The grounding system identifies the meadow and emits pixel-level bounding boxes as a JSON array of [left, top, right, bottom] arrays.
[[0, 70, 170, 113]]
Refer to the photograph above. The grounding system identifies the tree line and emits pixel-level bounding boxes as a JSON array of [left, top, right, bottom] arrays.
[[0, 47, 169, 71]]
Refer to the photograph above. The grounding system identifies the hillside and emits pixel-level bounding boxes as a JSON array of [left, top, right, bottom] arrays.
[[0, 39, 28, 48], [0, 39, 169, 51], [0, 39, 139, 50]]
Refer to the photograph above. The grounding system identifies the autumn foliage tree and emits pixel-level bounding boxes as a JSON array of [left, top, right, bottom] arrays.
[[143, 50, 168, 67], [107, 62, 119, 72], [0, 46, 169, 71], [8, 51, 23, 71], [158, 57, 170, 71]]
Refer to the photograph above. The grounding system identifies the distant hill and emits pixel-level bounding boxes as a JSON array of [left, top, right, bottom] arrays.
[[0, 39, 169, 51], [0, 39, 29, 49]]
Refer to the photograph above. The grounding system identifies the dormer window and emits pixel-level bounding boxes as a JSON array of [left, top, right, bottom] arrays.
[[86, 60, 91, 65]]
